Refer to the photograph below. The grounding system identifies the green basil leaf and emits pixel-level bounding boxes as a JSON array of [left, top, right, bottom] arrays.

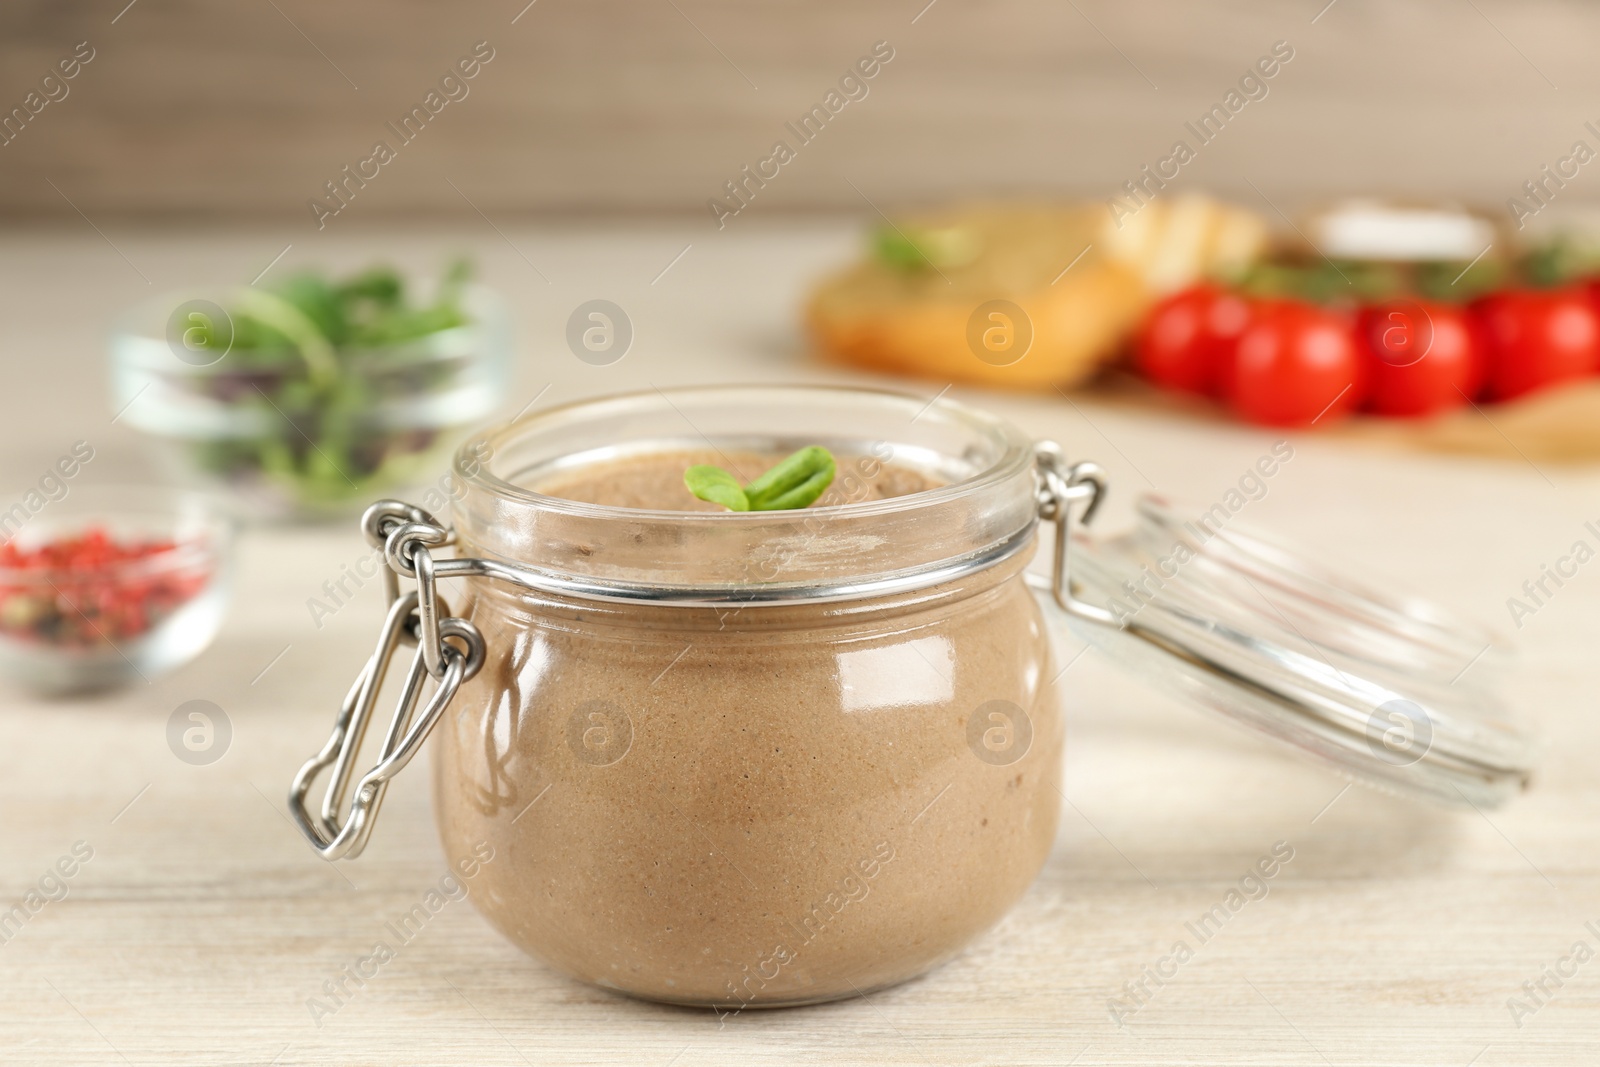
[[751, 468, 833, 511], [872, 225, 978, 273], [744, 446, 836, 511], [684, 465, 750, 511]]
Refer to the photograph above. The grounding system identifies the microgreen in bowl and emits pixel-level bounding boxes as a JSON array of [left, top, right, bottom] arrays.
[[684, 446, 837, 512], [121, 260, 501, 519]]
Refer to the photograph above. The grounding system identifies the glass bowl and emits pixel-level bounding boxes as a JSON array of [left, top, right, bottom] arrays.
[[0, 486, 232, 693], [108, 284, 512, 522]]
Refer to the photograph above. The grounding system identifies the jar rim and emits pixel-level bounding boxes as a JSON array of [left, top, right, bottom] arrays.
[[447, 384, 1043, 599], [455, 383, 1036, 522]]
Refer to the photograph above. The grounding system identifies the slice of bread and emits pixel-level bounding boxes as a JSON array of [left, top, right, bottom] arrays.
[[808, 196, 1267, 390]]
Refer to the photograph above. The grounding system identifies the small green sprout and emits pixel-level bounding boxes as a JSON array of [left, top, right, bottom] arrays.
[[873, 225, 979, 272], [684, 446, 837, 512]]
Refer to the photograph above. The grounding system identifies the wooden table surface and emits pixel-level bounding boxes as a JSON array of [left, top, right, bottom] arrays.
[[2, 224, 1598, 1066]]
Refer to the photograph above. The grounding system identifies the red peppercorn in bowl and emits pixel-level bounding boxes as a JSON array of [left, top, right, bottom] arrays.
[[0, 487, 231, 692]]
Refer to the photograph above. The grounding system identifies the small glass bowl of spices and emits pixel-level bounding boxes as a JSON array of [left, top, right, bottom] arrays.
[[0, 486, 231, 692]]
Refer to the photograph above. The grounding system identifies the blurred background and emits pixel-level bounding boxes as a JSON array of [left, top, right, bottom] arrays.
[[1, 0, 1593, 222]]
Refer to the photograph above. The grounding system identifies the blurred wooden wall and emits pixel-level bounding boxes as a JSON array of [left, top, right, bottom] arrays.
[[1, 0, 1596, 227]]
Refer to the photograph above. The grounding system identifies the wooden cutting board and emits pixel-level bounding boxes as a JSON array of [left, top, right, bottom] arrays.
[[1081, 374, 1600, 465]]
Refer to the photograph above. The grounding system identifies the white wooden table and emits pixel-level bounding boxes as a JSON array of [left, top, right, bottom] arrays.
[[1, 223, 1596, 1066]]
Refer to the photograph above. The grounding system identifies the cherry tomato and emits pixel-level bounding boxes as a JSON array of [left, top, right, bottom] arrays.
[[1359, 299, 1485, 417], [1475, 287, 1600, 402], [1225, 300, 1364, 427], [1134, 284, 1252, 396]]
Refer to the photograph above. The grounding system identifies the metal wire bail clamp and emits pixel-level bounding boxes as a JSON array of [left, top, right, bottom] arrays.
[[1033, 441, 1115, 628], [287, 502, 485, 860]]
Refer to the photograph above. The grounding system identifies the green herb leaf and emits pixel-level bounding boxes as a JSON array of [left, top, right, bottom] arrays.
[[337, 267, 405, 306], [872, 225, 979, 273], [231, 287, 339, 386], [684, 466, 750, 511], [743, 446, 836, 511], [683, 447, 838, 512], [349, 304, 467, 346], [1517, 236, 1600, 291], [277, 273, 349, 345], [1415, 257, 1505, 302]]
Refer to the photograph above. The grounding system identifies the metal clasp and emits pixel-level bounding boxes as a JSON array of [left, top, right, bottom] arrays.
[[1034, 441, 1117, 628], [288, 502, 484, 860]]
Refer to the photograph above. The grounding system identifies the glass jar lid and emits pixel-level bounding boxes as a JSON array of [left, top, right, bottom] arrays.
[[1058, 493, 1534, 808]]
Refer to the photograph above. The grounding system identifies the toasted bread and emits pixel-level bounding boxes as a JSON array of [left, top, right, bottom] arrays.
[[808, 196, 1267, 390]]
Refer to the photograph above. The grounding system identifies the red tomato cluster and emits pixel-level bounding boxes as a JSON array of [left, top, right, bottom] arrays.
[[0, 528, 212, 647], [1133, 283, 1600, 426]]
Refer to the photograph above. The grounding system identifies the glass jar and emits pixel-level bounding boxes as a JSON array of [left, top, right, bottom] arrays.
[[290, 384, 1535, 1010], [443, 388, 1058, 1006]]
